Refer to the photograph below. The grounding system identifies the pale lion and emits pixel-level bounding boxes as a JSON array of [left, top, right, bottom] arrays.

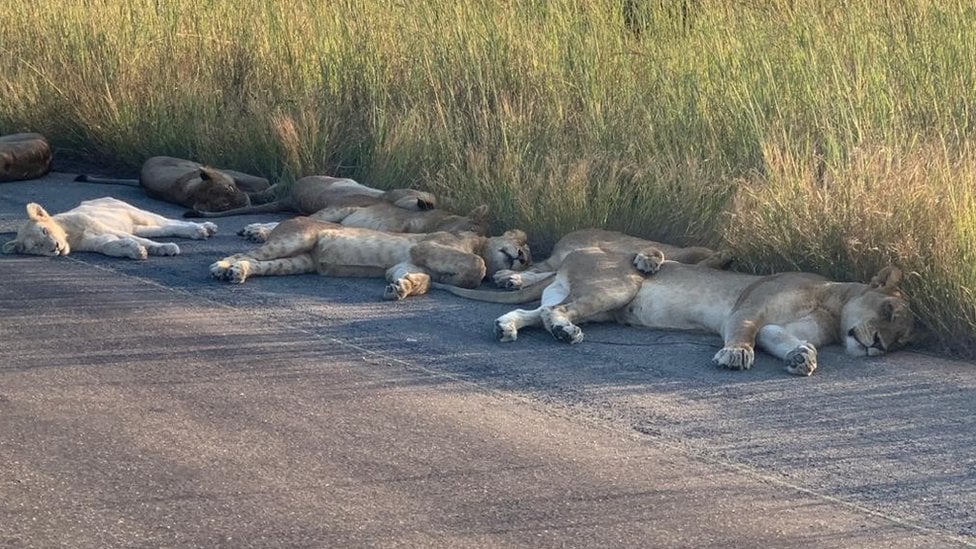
[[209, 216, 529, 300], [2, 197, 218, 259], [443, 247, 913, 376]]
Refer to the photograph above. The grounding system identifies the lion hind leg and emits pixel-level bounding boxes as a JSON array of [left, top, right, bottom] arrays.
[[133, 220, 217, 240], [494, 277, 570, 342], [81, 233, 149, 260], [411, 242, 486, 289], [494, 307, 544, 342]]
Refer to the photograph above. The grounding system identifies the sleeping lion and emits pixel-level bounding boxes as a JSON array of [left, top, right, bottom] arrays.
[[209, 216, 529, 300], [2, 197, 217, 259], [440, 246, 913, 376]]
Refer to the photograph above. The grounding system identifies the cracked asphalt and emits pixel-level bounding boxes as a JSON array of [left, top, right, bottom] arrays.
[[1, 172, 974, 548]]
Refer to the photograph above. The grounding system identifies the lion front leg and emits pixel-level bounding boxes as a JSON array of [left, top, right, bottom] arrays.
[[238, 222, 279, 243], [493, 269, 554, 290], [715, 314, 761, 370], [383, 262, 432, 300], [756, 324, 819, 376], [210, 254, 315, 283], [79, 233, 151, 259]]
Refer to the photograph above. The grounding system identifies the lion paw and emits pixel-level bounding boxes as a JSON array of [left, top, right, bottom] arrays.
[[149, 243, 181, 256], [494, 319, 518, 342], [785, 343, 818, 376], [210, 259, 248, 283], [186, 223, 216, 240], [551, 322, 584, 344], [633, 250, 664, 275], [238, 223, 271, 243], [493, 270, 522, 290], [713, 344, 755, 370], [119, 240, 148, 260], [383, 280, 409, 301]]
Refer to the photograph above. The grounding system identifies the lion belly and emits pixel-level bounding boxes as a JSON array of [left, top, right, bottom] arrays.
[[615, 264, 755, 334], [59, 200, 140, 234], [311, 230, 417, 270]]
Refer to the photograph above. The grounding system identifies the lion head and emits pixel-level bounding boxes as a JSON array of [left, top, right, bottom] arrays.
[[482, 229, 531, 276], [434, 205, 491, 236], [2, 203, 70, 256], [842, 266, 914, 356], [189, 167, 251, 213]]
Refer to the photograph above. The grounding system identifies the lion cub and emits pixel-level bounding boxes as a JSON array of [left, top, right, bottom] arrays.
[[2, 198, 217, 259], [210, 217, 529, 300]]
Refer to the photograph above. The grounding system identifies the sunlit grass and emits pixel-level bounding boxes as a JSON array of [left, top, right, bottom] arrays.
[[3, 0, 976, 354]]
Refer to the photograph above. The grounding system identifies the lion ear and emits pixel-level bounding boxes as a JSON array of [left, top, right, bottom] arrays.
[[2, 240, 23, 254], [25, 202, 50, 221], [469, 204, 489, 221], [503, 229, 528, 243], [870, 266, 903, 291], [198, 167, 214, 181]]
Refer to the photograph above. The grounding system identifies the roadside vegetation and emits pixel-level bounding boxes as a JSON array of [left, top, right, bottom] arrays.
[[3, 0, 976, 355]]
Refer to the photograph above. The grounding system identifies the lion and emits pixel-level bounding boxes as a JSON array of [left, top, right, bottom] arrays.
[[0, 133, 52, 182], [236, 202, 491, 242], [76, 156, 273, 213], [2, 197, 218, 259], [183, 174, 438, 217], [441, 246, 913, 376], [209, 216, 530, 300], [490, 228, 733, 290]]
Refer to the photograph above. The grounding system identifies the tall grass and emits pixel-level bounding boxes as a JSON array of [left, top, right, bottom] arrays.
[[2, 0, 976, 354]]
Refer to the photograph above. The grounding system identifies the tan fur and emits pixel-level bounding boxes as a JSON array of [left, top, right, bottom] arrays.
[[238, 202, 491, 242], [187, 174, 439, 218], [137, 156, 271, 213], [483, 247, 913, 376], [0, 133, 51, 182], [491, 228, 732, 290], [2, 197, 218, 259], [210, 217, 529, 300]]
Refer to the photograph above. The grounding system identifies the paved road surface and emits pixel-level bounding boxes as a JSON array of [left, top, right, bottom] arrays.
[[1, 172, 974, 548]]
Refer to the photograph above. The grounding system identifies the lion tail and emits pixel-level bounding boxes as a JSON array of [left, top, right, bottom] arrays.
[[432, 273, 555, 304], [74, 174, 139, 186], [184, 201, 290, 218]]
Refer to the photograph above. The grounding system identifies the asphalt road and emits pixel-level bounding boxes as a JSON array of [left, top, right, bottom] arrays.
[[1, 172, 974, 548]]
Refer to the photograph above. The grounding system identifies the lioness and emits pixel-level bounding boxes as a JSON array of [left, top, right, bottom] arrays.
[[209, 216, 530, 300], [0, 133, 52, 182], [76, 156, 273, 213], [2, 197, 218, 259], [492, 228, 733, 290], [184, 174, 438, 217], [236, 202, 491, 242], [444, 247, 913, 376]]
